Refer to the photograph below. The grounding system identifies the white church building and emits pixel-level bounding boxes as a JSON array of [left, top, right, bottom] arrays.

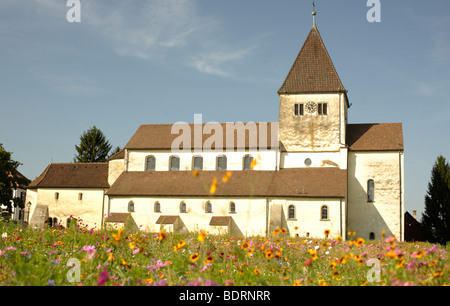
[[26, 18, 404, 241]]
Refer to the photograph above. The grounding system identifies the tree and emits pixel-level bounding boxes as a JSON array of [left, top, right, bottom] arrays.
[[74, 126, 113, 163], [0, 144, 29, 214], [421, 155, 450, 244]]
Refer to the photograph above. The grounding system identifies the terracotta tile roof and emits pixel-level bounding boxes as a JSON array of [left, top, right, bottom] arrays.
[[105, 213, 130, 223], [347, 123, 404, 151], [125, 122, 278, 150], [27, 163, 109, 189], [108, 148, 125, 161], [278, 26, 346, 94], [107, 168, 347, 198], [156, 215, 179, 224], [209, 216, 231, 226]]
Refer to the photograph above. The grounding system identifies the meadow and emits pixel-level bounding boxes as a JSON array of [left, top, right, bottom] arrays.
[[0, 220, 448, 286]]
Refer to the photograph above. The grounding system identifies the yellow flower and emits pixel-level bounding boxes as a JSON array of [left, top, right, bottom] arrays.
[[112, 228, 123, 244], [190, 253, 199, 262], [329, 261, 337, 270], [197, 230, 207, 242], [272, 226, 281, 236], [381, 229, 386, 240], [129, 241, 136, 250], [205, 255, 214, 264], [144, 278, 153, 285], [348, 231, 356, 236], [308, 249, 318, 260], [385, 250, 398, 258], [293, 279, 301, 286], [241, 241, 249, 250], [355, 238, 365, 247], [324, 229, 330, 238], [192, 170, 199, 177], [254, 268, 261, 276], [280, 228, 287, 235], [247, 248, 254, 256], [265, 249, 274, 259], [158, 230, 166, 241], [209, 178, 217, 194], [107, 252, 113, 262], [222, 171, 232, 182]]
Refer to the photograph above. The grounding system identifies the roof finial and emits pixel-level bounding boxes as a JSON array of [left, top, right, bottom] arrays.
[[312, 0, 317, 27]]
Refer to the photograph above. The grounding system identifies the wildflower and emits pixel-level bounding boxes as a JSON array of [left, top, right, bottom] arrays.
[[272, 226, 281, 236], [385, 236, 396, 244], [158, 230, 166, 241], [241, 241, 249, 250], [174, 240, 186, 252], [329, 261, 337, 270], [107, 252, 113, 262], [354, 238, 365, 247], [47, 279, 56, 286], [275, 248, 283, 259], [324, 229, 330, 238], [222, 171, 232, 182], [112, 228, 123, 244], [81, 245, 96, 259], [396, 258, 405, 269], [411, 250, 425, 258], [144, 278, 153, 285], [308, 249, 318, 260], [247, 248, 254, 257], [97, 268, 109, 286], [336, 236, 343, 243], [129, 241, 136, 250], [348, 231, 356, 236], [381, 230, 386, 240], [209, 178, 217, 194], [197, 230, 207, 242], [293, 279, 301, 286], [254, 268, 261, 276], [225, 280, 233, 286], [190, 253, 199, 263], [304, 258, 313, 266], [192, 170, 199, 177], [265, 249, 274, 259], [385, 250, 399, 258], [205, 255, 214, 264]]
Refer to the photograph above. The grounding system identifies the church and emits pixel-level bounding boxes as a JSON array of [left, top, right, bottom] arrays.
[[26, 13, 405, 241]]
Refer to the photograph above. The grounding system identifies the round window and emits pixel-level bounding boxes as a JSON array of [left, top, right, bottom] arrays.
[[304, 158, 312, 166]]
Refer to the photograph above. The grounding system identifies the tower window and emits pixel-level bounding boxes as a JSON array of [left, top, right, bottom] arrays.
[[243, 155, 254, 170], [229, 202, 236, 213], [128, 201, 135, 212], [318, 103, 328, 115], [205, 201, 212, 213], [154, 201, 161, 213], [180, 202, 187, 213], [294, 103, 304, 116]]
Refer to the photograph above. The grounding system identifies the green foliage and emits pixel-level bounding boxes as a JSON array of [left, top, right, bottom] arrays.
[[74, 126, 113, 163], [0, 144, 29, 213], [421, 155, 450, 245], [0, 223, 448, 286]]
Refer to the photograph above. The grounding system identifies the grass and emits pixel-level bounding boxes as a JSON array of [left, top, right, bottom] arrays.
[[0, 221, 448, 286]]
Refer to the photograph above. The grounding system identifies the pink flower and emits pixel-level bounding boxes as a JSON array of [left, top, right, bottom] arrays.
[[97, 268, 109, 286], [81, 245, 96, 259]]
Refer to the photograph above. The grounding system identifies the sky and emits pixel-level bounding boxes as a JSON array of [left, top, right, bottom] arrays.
[[1, 0, 449, 220]]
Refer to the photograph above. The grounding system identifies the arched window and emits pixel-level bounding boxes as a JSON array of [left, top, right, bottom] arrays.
[[369, 232, 375, 240], [217, 155, 227, 170], [154, 201, 161, 213], [55, 192, 59, 200], [170, 156, 180, 171], [367, 179, 375, 202], [321, 205, 328, 220], [78, 193, 83, 201], [128, 201, 135, 212], [180, 202, 187, 213], [205, 201, 212, 213], [146, 156, 156, 171], [193, 156, 203, 171], [229, 202, 236, 213], [243, 155, 254, 170], [288, 205, 295, 219]]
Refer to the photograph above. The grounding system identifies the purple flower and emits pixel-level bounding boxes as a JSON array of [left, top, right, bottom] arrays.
[[97, 268, 109, 286]]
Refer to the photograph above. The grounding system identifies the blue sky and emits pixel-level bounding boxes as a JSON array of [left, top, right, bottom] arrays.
[[1, 0, 449, 219]]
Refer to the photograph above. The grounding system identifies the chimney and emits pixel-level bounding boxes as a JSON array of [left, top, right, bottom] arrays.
[[413, 210, 417, 220]]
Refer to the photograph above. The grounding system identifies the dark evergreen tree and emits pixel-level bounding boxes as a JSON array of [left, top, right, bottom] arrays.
[[0, 144, 29, 214], [421, 155, 450, 244], [74, 126, 113, 163]]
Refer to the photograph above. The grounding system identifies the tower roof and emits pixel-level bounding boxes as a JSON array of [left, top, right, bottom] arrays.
[[278, 26, 346, 94]]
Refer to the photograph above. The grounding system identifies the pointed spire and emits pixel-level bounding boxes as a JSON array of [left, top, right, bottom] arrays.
[[278, 26, 346, 95]]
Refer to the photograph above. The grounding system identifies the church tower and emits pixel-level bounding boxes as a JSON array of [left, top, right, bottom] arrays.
[[278, 10, 349, 169]]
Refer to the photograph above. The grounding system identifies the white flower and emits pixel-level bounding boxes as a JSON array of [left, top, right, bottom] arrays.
[[1, 232, 7, 238]]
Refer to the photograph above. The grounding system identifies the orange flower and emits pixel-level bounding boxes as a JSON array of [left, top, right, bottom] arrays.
[[265, 249, 274, 259], [205, 255, 214, 264], [112, 228, 124, 244], [222, 171, 232, 182], [190, 253, 199, 262], [324, 229, 330, 238], [192, 170, 199, 177], [158, 230, 166, 241], [241, 241, 249, 250], [209, 178, 217, 194], [197, 230, 207, 242], [355, 238, 365, 247]]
